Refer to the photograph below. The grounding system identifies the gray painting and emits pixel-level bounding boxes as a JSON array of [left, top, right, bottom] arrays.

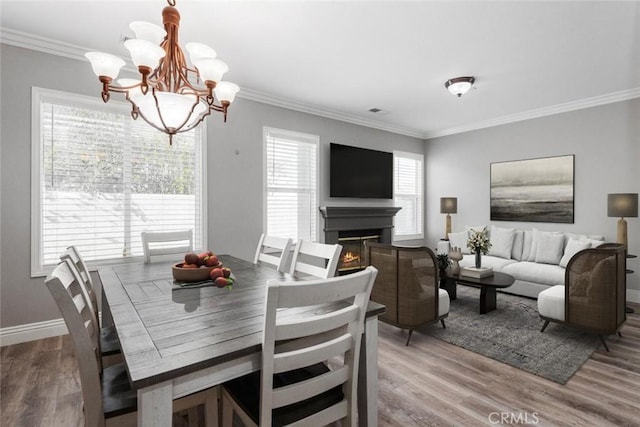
[[490, 155, 574, 223]]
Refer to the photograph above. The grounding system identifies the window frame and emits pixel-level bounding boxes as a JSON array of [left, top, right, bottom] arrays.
[[30, 87, 208, 277], [393, 150, 424, 241], [262, 126, 320, 243]]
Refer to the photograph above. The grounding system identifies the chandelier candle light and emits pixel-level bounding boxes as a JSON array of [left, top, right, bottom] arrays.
[[85, 0, 240, 144]]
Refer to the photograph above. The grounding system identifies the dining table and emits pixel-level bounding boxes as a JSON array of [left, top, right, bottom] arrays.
[[98, 254, 385, 427]]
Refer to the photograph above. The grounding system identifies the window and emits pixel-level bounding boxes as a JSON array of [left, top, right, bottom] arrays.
[[31, 87, 206, 275], [264, 127, 319, 241], [394, 151, 424, 240]]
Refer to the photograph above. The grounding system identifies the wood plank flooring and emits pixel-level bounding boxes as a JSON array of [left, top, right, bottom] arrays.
[[2, 303, 639, 426]]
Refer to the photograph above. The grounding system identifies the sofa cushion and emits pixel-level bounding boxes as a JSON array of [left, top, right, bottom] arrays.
[[502, 261, 565, 287], [511, 230, 525, 261], [448, 231, 470, 254], [535, 231, 565, 265], [438, 288, 450, 317], [488, 225, 515, 259], [538, 285, 565, 321], [559, 238, 591, 268], [460, 254, 517, 271]]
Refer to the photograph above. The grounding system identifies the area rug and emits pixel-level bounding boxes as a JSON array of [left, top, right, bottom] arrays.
[[421, 285, 600, 384]]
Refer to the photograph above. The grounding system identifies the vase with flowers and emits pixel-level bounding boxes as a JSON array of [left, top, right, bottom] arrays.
[[467, 227, 492, 268]]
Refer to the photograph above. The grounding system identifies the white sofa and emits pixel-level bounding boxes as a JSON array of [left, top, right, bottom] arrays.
[[440, 225, 606, 299]]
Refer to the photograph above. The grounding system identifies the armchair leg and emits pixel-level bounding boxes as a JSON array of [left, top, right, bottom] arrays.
[[440, 319, 446, 329], [618, 331, 622, 337], [540, 320, 550, 332], [598, 335, 610, 352], [405, 330, 413, 346]]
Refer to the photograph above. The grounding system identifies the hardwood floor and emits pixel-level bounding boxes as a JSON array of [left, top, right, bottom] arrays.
[[1, 304, 639, 426]]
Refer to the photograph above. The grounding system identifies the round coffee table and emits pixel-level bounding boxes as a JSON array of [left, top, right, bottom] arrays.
[[449, 271, 515, 314]]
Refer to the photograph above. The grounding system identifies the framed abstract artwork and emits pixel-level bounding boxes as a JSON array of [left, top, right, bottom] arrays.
[[490, 155, 574, 223]]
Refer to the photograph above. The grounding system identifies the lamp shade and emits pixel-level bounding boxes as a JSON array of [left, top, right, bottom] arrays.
[[608, 193, 638, 218], [440, 197, 458, 214]]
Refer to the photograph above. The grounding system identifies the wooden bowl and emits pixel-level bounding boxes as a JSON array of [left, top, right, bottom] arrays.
[[172, 262, 222, 282]]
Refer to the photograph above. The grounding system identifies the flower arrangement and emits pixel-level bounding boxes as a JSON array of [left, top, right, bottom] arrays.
[[467, 227, 492, 255]]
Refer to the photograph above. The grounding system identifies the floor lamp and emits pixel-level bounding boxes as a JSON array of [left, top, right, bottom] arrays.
[[440, 197, 457, 240], [608, 193, 638, 314]]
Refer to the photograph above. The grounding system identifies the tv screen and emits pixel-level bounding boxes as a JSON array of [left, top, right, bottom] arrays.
[[330, 143, 393, 199]]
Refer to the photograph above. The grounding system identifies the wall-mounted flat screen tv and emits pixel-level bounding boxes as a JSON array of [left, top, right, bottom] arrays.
[[330, 143, 393, 199]]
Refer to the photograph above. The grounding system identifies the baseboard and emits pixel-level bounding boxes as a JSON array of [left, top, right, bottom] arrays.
[[628, 288, 640, 305], [0, 318, 68, 347]]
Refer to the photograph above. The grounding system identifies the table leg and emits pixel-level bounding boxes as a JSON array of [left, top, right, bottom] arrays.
[[480, 287, 497, 314], [138, 381, 172, 427], [358, 317, 378, 427]]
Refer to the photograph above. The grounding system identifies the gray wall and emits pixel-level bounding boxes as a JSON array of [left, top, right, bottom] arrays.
[[424, 98, 640, 293], [0, 44, 424, 328]]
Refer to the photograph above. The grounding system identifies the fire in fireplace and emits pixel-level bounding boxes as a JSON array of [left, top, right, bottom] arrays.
[[337, 230, 380, 274]]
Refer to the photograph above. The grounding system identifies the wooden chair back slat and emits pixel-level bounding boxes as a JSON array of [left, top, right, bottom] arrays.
[[254, 234, 293, 272], [289, 240, 342, 279], [141, 230, 193, 263]]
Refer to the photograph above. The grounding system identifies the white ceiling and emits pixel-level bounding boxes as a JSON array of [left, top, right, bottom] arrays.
[[2, 0, 639, 139]]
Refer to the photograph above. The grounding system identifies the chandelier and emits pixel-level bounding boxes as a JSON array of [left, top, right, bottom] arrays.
[[85, 0, 239, 144]]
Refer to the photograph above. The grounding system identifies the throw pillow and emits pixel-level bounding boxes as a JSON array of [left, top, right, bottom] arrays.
[[526, 229, 540, 262], [559, 238, 592, 268], [588, 239, 604, 248], [535, 231, 565, 265], [466, 225, 487, 237], [448, 231, 470, 254], [511, 230, 525, 261], [521, 230, 533, 261], [488, 225, 516, 259]]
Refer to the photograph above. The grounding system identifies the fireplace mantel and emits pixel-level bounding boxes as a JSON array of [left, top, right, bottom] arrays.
[[319, 206, 401, 244]]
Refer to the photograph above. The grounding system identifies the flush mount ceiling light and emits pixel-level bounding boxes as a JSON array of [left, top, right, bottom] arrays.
[[445, 76, 475, 97], [85, 0, 240, 144]]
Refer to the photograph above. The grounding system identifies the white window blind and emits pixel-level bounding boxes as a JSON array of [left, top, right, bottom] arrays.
[[31, 88, 205, 275], [264, 127, 318, 242], [394, 151, 424, 240]]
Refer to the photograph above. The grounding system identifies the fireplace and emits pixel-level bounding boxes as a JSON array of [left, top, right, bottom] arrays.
[[320, 206, 401, 274], [337, 230, 381, 274]]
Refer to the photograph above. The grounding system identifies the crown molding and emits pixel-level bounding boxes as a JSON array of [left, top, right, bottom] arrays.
[[423, 87, 640, 139], [3, 27, 639, 141]]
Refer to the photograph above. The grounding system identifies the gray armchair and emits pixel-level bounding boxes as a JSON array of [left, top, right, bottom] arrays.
[[537, 243, 626, 351], [366, 242, 450, 345]]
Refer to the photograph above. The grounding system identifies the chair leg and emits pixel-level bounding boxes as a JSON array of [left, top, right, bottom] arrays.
[[599, 335, 610, 352], [440, 319, 446, 329], [540, 320, 550, 332], [405, 330, 413, 346], [221, 392, 233, 427]]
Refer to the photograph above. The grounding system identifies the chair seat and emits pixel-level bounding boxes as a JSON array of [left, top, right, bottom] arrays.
[[100, 325, 121, 356], [223, 363, 343, 426], [538, 285, 565, 321], [438, 288, 450, 317], [102, 363, 137, 419]]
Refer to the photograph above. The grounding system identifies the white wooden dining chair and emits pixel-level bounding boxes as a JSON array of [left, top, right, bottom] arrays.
[[221, 266, 378, 427], [141, 229, 193, 263], [289, 240, 343, 279], [60, 246, 121, 366], [253, 234, 293, 273], [45, 259, 219, 427]]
